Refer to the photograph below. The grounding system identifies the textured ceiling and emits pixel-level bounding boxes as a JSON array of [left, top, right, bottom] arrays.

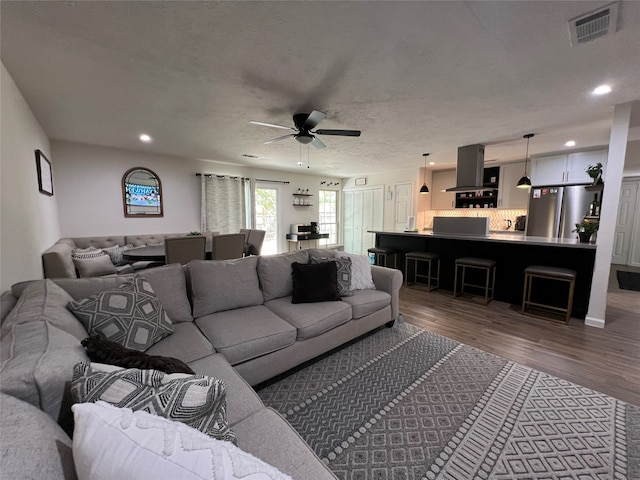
[[2, 1, 640, 176]]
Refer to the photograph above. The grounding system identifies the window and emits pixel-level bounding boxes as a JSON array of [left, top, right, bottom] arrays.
[[318, 190, 338, 245]]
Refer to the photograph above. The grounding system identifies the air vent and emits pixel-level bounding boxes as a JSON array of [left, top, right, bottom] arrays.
[[241, 153, 259, 158], [569, 2, 619, 46]]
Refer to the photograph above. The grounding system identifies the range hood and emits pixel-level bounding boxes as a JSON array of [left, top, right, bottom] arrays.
[[445, 144, 486, 192]]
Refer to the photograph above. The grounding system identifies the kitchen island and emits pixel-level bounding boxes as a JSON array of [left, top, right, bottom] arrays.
[[371, 230, 596, 319]]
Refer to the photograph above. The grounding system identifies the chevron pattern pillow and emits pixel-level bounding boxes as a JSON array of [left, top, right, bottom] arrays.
[[67, 278, 174, 351], [310, 256, 353, 297], [71, 362, 236, 443]]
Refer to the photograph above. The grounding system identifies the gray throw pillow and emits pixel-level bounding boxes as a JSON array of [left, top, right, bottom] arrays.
[[70, 362, 235, 443], [67, 278, 174, 351], [102, 244, 134, 265], [73, 254, 118, 277], [310, 256, 353, 297]]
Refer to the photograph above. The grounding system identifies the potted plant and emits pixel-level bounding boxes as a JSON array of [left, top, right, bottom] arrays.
[[586, 162, 603, 185], [187, 231, 202, 236], [573, 220, 599, 243]]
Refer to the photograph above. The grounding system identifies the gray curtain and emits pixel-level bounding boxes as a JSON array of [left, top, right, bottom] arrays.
[[201, 176, 250, 233]]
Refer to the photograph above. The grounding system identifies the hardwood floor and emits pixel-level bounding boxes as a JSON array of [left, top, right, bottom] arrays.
[[399, 276, 640, 406]]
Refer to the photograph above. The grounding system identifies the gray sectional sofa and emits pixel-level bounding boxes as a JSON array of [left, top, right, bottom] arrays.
[[0, 248, 403, 479], [42, 231, 220, 278]]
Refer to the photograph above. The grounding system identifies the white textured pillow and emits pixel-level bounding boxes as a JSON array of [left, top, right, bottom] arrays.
[[72, 402, 293, 480], [337, 252, 375, 290]]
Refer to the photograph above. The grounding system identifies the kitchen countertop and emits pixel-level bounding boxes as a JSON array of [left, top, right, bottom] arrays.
[[371, 230, 596, 249]]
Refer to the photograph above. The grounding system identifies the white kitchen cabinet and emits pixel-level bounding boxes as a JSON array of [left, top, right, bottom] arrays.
[[531, 150, 607, 186], [567, 150, 607, 183], [497, 162, 530, 209], [430, 170, 456, 209]]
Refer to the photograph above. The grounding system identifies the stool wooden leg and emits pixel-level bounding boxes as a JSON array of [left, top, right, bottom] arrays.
[[435, 259, 440, 289], [490, 266, 496, 301], [566, 278, 575, 324], [453, 264, 459, 297], [522, 274, 530, 313]]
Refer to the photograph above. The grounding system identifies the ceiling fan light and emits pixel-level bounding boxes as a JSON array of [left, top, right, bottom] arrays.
[[296, 133, 313, 145], [516, 176, 532, 188], [420, 183, 430, 194]]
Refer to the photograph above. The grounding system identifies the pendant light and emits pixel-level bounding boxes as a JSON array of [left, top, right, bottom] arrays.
[[420, 153, 430, 194], [516, 134, 534, 189]]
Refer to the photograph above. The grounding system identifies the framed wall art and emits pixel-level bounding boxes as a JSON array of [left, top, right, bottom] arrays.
[[355, 177, 366, 186], [35, 149, 54, 196]]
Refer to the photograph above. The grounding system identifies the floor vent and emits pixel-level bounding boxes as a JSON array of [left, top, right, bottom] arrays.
[[568, 1, 619, 46]]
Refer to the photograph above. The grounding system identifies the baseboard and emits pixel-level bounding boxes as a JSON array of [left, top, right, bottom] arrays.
[[584, 315, 605, 328]]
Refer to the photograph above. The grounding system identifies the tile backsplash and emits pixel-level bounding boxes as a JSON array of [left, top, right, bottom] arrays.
[[418, 209, 527, 232]]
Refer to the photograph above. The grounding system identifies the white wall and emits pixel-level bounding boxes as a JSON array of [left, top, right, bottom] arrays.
[[623, 140, 640, 177], [52, 140, 342, 252], [342, 167, 422, 231], [1, 63, 60, 290]]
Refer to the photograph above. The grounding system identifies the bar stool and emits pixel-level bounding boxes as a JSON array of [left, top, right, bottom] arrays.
[[522, 265, 576, 324], [367, 247, 398, 268], [454, 257, 496, 305], [405, 251, 439, 291]]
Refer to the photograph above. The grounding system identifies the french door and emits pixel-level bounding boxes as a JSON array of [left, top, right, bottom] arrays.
[[254, 183, 281, 255], [343, 186, 384, 255]]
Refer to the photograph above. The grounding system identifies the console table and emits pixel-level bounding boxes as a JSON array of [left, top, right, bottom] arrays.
[[286, 233, 330, 251]]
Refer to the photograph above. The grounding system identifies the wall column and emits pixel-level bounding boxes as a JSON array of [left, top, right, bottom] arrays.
[[585, 102, 633, 328]]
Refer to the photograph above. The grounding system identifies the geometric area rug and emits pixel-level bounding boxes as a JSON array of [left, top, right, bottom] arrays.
[[257, 321, 640, 480]]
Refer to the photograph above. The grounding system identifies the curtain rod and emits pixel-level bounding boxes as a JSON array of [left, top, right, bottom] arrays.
[[255, 179, 290, 184], [195, 173, 250, 181]]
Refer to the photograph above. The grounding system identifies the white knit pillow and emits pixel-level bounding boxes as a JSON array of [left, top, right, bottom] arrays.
[[72, 402, 293, 480]]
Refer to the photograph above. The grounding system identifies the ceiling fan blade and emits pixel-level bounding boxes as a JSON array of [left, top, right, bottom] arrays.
[[249, 120, 295, 131], [311, 136, 326, 149], [264, 134, 295, 144], [315, 129, 361, 137], [303, 110, 327, 130]]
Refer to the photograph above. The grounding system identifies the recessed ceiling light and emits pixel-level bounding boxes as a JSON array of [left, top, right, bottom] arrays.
[[592, 84, 611, 95], [297, 162, 303, 167], [139, 134, 152, 143], [429, 161, 435, 165], [565, 140, 576, 147]]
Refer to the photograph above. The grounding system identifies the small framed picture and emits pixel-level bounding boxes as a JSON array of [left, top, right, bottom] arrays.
[[355, 177, 366, 186], [35, 150, 53, 196]]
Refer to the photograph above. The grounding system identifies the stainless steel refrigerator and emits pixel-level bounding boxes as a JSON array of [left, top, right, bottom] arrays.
[[526, 184, 595, 238]]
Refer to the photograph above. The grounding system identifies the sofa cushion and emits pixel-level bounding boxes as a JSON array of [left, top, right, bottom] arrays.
[[145, 322, 215, 364], [189, 257, 263, 318], [1, 290, 18, 326], [0, 280, 89, 422], [72, 402, 292, 480], [258, 250, 309, 301], [72, 236, 126, 249], [136, 263, 193, 323], [196, 305, 296, 365], [67, 278, 174, 352], [73, 254, 118, 277], [50, 276, 132, 302], [0, 393, 75, 480], [71, 363, 235, 443], [81, 335, 195, 374], [264, 296, 352, 340], [291, 261, 340, 304], [188, 353, 263, 426], [337, 252, 376, 290], [310, 255, 353, 297], [340, 289, 391, 319], [233, 408, 335, 480]]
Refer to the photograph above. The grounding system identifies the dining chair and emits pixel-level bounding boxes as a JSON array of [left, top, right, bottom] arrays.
[[211, 233, 245, 260], [164, 236, 206, 265], [246, 229, 266, 256], [239, 228, 252, 255]]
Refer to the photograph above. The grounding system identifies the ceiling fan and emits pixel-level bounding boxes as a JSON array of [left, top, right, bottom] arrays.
[[249, 110, 361, 149]]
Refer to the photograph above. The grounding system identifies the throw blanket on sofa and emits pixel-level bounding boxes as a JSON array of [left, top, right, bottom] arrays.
[[258, 322, 640, 480]]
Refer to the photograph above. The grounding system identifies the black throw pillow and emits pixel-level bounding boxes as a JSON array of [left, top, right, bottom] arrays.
[[291, 261, 340, 304], [81, 335, 195, 374]]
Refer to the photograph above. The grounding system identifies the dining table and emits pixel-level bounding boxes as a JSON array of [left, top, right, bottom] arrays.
[[122, 245, 213, 262]]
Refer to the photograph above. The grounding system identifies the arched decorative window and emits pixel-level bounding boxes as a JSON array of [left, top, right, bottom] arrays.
[[122, 167, 163, 217]]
